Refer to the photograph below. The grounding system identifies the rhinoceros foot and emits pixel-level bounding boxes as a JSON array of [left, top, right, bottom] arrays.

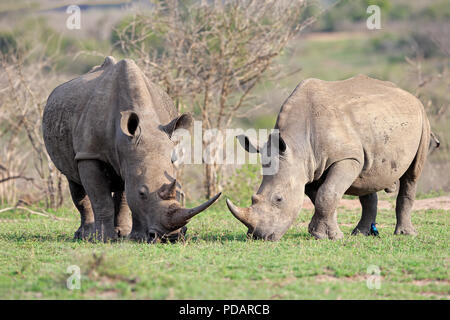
[[394, 224, 417, 236], [73, 222, 95, 240], [351, 225, 371, 236], [115, 226, 132, 238], [308, 216, 343, 240], [88, 222, 118, 243]]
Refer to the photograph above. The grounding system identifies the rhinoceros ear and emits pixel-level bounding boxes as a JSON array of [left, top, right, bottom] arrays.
[[270, 133, 286, 154], [237, 135, 260, 153], [267, 132, 287, 154], [120, 111, 140, 137], [162, 113, 193, 138]]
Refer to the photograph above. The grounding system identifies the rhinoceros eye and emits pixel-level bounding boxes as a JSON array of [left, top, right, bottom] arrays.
[[273, 194, 283, 203]]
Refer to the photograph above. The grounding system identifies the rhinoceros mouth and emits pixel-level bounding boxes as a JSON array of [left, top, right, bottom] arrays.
[[138, 192, 222, 244], [147, 231, 160, 244], [227, 198, 288, 241], [147, 226, 188, 244]]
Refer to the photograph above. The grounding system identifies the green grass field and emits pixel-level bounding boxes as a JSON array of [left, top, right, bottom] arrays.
[[0, 201, 448, 299]]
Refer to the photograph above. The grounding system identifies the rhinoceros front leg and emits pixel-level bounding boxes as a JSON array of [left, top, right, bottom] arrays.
[[68, 180, 95, 240], [308, 159, 362, 240], [78, 160, 117, 242], [352, 193, 378, 236], [305, 184, 339, 233], [113, 191, 132, 237]]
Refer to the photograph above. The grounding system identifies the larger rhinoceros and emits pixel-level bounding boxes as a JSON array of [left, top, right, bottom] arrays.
[[43, 56, 220, 242], [226, 75, 431, 241]]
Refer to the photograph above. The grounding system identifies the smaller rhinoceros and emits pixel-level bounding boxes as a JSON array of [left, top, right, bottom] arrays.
[[42, 56, 220, 242], [227, 75, 432, 241]]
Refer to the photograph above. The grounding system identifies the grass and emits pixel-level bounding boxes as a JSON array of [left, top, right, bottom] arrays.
[[416, 189, 447, 200], [0, 201, 448, 299]]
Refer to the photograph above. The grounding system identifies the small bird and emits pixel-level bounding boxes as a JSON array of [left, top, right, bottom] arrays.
[[370, 223, 379, 236]]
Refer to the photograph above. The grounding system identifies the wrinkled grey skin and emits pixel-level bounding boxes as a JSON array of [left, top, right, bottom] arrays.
[[43, 56, 220, 242], [384, 132, 439, 194], [227, 75, 433, 241]]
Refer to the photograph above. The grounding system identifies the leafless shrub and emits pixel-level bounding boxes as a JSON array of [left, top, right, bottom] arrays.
[[405, 25, 449, 119], [0, 48, 66, 208], [112, 0, 321, 197]]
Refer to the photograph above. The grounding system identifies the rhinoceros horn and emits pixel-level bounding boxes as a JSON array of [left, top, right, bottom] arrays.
[[170, 192, 222, 226], [158, 179, 177, 200], [226, 199, 258, 229]]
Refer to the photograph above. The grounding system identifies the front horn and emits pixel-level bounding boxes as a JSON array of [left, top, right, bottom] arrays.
[[171, 192, 222, 226], [226, 199, 257, 229]]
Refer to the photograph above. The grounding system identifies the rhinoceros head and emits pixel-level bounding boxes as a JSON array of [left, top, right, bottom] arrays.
[[117, 110, 220, 243], [226, 133, 305, 241]]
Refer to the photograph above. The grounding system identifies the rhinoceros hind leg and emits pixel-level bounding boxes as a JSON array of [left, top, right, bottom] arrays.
[[68, 180, 95, 240], [78, 160, 118, 242], [113, 191, 132, 237], [394, 123, 430, 236], [352, 193, 378, 236], [308, 159, 362, 240], [394, 177, 418, 235], [395, 115, 430, 236]]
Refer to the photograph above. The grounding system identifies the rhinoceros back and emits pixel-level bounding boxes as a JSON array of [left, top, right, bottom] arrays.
[[275, 75, 427, 193], [43, 57, 179, 184]]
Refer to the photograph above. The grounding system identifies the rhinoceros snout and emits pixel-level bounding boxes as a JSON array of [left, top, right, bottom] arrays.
[[146, 226, 188, 244]]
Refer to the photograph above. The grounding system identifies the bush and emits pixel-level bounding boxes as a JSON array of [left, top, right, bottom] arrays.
[[223, 164, 261, 207], [111, 15, 166, 56], [369, 31, 441, 60], [0, 32, 17, 55], [419, 1, 450, 21], [388, 3, 411, 21]]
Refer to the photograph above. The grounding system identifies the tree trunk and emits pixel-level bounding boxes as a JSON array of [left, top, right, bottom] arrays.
[[204, 163, 219, 199]]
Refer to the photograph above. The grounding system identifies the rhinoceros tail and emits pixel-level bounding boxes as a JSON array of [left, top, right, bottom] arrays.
[[429, 131, 440, 154]]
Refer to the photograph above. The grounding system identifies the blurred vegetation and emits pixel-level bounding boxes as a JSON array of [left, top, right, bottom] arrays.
[[306, 0, 450, 32], [419, 0, 450, 20], [0, 17, 108, 74], [0, 31, 17, 55], [222, 164, 261, 208], [110, 15, 166, 57]]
